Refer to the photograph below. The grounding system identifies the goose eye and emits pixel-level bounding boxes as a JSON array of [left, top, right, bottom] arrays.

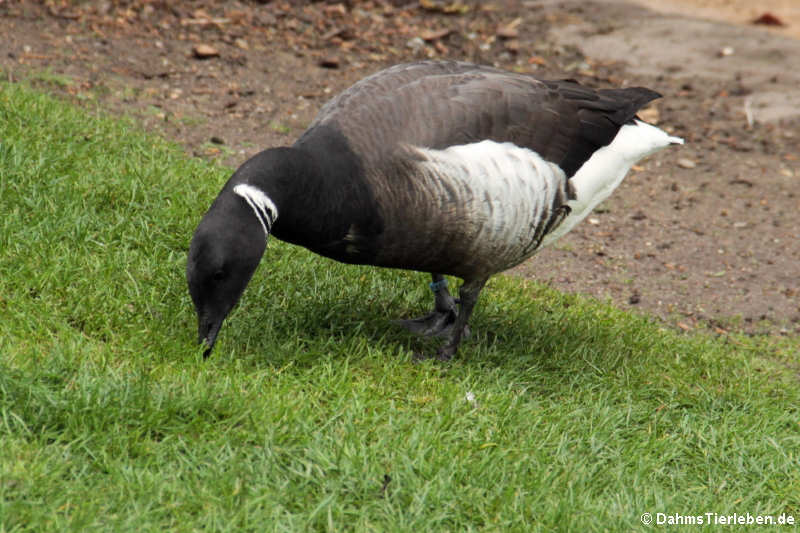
[[212, 269, 225, 281]]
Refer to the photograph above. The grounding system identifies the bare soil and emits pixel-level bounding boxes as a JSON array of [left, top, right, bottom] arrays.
[[1, 0, 797, 337], [631, 0, 800, 39]]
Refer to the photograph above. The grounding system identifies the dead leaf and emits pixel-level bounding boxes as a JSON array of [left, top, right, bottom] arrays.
[[497, 17, 522, 38], [420, 28, 452, 41], [419, 0, 470, 15], [323, 4, 348, 16], [322, 27, 345, 41], [752, 12, 786, 26]]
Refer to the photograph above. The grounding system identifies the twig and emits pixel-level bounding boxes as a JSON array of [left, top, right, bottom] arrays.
[[744, 96, 754, 128]]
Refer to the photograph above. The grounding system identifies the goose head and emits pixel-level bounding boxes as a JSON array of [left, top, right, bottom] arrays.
[[187, 177, 277, 357]]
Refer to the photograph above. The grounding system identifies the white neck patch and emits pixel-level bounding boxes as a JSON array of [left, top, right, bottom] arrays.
[[233, 183, 278, 238]]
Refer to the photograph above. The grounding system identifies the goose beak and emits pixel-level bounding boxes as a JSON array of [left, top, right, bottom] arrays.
[[198, 316, 223, 359]]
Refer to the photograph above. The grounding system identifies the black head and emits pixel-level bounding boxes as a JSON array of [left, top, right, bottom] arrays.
[[187, 190, 270, 357]]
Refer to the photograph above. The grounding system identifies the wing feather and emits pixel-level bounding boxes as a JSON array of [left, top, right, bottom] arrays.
[[297, 61, 660, 177]]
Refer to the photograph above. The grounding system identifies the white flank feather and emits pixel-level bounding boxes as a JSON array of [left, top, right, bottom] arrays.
[[412, 121, 682, 270], [413, 140, 569, 270]]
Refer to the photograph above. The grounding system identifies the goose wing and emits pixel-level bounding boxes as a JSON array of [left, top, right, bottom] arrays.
[[299, 60, 660, 177]]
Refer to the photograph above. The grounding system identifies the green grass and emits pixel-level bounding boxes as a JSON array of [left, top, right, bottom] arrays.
[[270, 121, 292, 135], [26, 68, 74, 90], [1, 81, 798, 532]]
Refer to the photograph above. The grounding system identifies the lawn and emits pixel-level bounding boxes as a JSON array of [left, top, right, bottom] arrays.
[[0, 81, 798, 532]]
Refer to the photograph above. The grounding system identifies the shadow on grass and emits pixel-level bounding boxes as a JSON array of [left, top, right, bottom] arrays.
[[216, 262, 657, 380]]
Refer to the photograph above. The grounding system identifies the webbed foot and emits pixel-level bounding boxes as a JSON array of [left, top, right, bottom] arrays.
[[396, 274, 466, 338], [409, 276, 488, 362]]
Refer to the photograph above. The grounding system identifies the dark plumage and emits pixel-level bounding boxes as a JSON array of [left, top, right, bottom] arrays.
[[187, 60, 682, 359]]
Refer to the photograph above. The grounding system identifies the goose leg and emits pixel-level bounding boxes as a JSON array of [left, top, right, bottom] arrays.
[[427, 277, 488, 361], [397, 274, 458, 337]]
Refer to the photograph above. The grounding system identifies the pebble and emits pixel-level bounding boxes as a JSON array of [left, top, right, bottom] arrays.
[[406, 37, 425, 51], [677, 158, 697, 169], [192, 44, 219, 59]]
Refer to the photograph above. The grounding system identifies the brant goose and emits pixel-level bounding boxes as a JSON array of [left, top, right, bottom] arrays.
[[187, 60, 683, 360]]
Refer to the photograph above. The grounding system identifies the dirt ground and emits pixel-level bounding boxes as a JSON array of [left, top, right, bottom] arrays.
[[1, 0, 797, 337], [631, 0, 800, 39]]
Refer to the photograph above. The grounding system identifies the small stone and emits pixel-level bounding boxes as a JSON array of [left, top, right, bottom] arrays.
[[406, 37, 425, 51], [588, 217, 600, 225], [234, 38, 249, 50], [419, 28, 452, 42], [192, 44, 219, 59], [718, 46, 734, 57], [677, 158, 696, 169]]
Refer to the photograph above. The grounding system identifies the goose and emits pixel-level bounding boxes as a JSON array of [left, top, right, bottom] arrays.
[[187, 60, 683, 360]]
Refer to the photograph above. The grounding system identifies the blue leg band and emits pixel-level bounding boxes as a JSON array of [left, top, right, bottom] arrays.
[[429, 279, 449, 292]]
